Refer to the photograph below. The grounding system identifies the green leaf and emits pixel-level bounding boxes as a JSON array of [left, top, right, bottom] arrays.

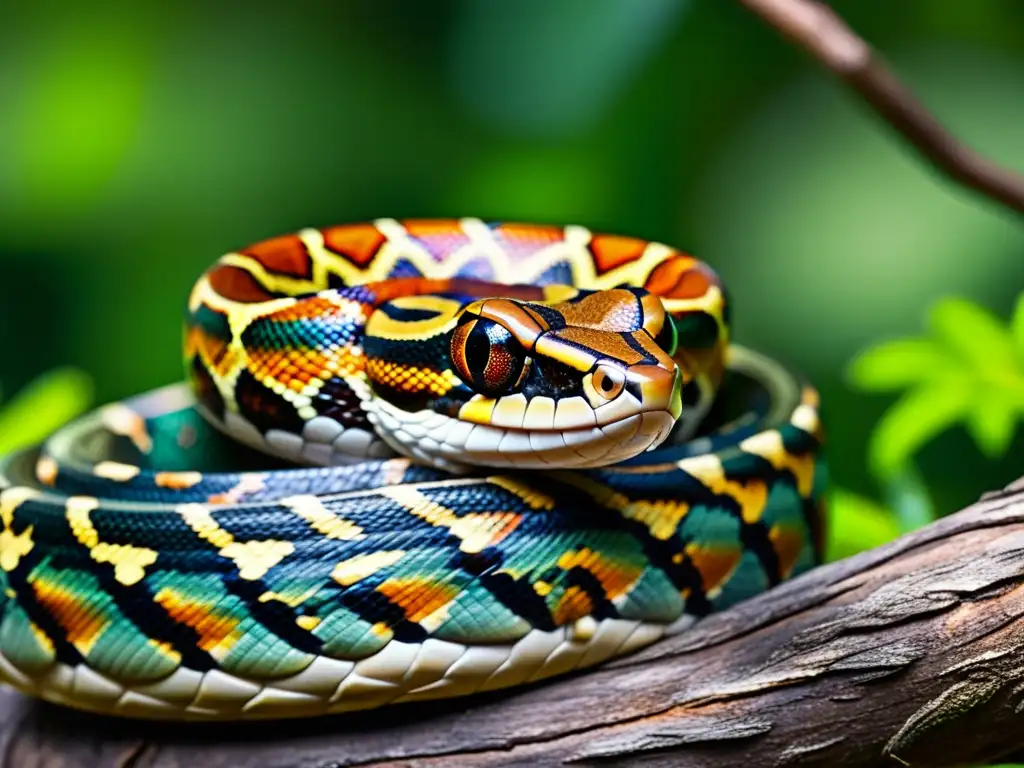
[[868, 380, 973, 479], [0, 369, 94, 456], [825, 488, 901, 562], [965, 386, 1020, 458], [846, 337, 956, 391], [1012, 291, 1024, 355], [928, 296, 1018, 371]]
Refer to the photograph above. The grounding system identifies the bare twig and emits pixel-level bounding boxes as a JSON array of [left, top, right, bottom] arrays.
[[737, 0, 1024, 216]]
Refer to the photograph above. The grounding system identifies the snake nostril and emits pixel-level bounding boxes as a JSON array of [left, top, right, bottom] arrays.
[[625, 364, 683, 415]]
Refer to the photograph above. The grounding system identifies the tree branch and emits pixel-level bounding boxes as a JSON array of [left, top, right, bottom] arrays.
[[5, 481, 1024, 766], [736, 0, 1024, 217]]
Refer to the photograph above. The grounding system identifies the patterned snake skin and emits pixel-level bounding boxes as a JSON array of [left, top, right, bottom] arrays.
[[0, 219, 825, 720]]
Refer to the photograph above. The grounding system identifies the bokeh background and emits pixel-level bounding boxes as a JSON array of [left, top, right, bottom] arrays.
[[1, 0, 1022, 556]]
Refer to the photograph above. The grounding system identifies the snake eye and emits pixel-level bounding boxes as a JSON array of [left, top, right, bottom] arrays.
[[654, 314, 678, 357], [584, 363, 626, 406], [451, 316, 528, 397]]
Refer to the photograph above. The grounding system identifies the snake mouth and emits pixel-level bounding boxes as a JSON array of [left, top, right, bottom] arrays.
[[456, 409, 677, 469], [459, 367, 682, 433], [365, 393, 678, 471], [492, 410, 677, 468]]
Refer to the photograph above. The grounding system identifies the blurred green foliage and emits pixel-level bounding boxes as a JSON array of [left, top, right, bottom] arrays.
[[0, 1, 1022, 565], [823, 488, 901, 562], [850, 294, 1024, 478], [835, 292, 1024, 556], [0, 369, 93, 456]]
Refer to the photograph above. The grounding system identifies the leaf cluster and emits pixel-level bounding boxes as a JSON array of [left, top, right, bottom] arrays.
[[0, 368, 93, 457], [848, 294, 1024, 479]]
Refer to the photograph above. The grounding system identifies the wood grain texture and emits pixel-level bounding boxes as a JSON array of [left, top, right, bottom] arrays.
[[3, 482, 1024, 767]]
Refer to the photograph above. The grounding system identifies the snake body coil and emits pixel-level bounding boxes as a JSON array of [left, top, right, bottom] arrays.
[[0, 219, 825, 720]]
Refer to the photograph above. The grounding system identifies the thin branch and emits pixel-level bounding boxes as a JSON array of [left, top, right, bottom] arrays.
[[737, 0, 1024, 217]]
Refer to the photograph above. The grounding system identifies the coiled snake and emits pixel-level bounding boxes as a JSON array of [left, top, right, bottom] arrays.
[[0, 219, 825, 720]]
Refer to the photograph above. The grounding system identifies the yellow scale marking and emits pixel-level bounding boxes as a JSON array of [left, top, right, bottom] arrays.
[[258, 585, 321, 610], [66, 496, 159, 587], [0, 487, 37, 572], [35, 457, 58, 486], [93, 461, 142, 482], [459, 395, 497, 425], [738, 430, 815, 497], [28, 621, 55, 656], [153, 586, 242, 660], [381, 485, 522, 554], [363, 295, 463, 340], [365, 359, 459, 397], [331, 551, 406, 587], [679, 453, 769, 524], [553, 474, 690, 541], [486, 476, 555, 511], [154, 471, 204, 490], [179, 504, 294, 581], [622, 499, 691, 541], [282, 495, 366, 540]]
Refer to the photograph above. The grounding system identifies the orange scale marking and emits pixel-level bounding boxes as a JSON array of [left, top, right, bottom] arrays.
[[376, 578, 460, 624], [588, 234, 649, 275], [154, 588, 243, 657], [552, 586, 594, 625], [265, 296, 342, 323], [645, 257, 719, 300], [493, 223, 563, 244], [769, 524, 808, 580], [185, 328, 235, 377], [556, 548, 643, 602], [684, 543, 743, 594], [31, 578, 109, 654], [206, 265, 276, 303], [247, 349, 336, 384], [402, 219, 473, 260], [239, 234, 313, 279], [321, 224, 387, 268]]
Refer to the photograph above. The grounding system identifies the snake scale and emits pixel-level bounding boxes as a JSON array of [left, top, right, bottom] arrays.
[[0, 218, 825, 720]]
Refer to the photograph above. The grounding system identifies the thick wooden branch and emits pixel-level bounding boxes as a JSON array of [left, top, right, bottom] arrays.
[[736, 0, 1024, 217], [4, 483, 1024, 766]]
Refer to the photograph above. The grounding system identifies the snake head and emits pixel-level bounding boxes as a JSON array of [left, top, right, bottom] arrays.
[[364, 287, 684, 471]]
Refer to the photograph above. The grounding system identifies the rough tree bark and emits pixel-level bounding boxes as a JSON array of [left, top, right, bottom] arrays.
[[3, 479, 1024, 767]]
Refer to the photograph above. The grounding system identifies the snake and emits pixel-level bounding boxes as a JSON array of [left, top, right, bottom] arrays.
[[0, 218, 825, 721]]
